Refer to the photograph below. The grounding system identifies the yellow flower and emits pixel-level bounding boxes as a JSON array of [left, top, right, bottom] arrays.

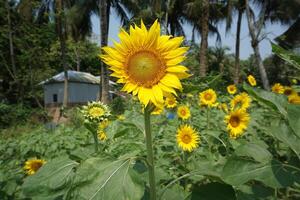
[[98, 130, 107, 141], [187, 93, 194, 98], [227, 84, 237, 95], [165, 96, 177, 108], [283, 86, 296, 96], [247, 75, 256, 86], [288, 94, 300, 105], [230, 92, 251, 111], [177, 105, 191, 120], [24, 158, 46, 175], [99, 119, 110, 129], [117, 115, 125, 120], [151, 106, 164, 115], [176, 124, 200, 152], [199, 89, 217, 107], [271, 83, 284, 94], [292, 79, 298, 84], [82, 101, 110, 122], [225, 109, 250, 139], [219, 103, 228, 113], [101, 20, 190, 108]]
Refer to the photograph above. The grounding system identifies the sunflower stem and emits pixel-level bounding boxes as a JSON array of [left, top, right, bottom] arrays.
[[92, 131, 99, 153], [206, 107, 210, 129], [144, 105, 157, 200]]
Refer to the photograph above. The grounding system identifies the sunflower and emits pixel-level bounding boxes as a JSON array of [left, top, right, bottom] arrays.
[[176, 124, 200, 152], [199, 89, 217, 107], [165, 96, 177, 108], [230, 92, 251, 111], [177, 105, 191, 120], [98, 130, 107, 141], [292, 79, 298, 85], [24, 158, 46, 175], [247, 75, 256, 86], [218, 103, 228, 113], [227, 84, 237, 95], [99, 119, 110, 129], [271, 83, 284, 94], [151, 106, 164, 115], [101, 20, 190, 108], [225, 109, 250, 138], [82, 101, 110, 122], [283, 86, 296, 96], [288, 94, 300, 105]]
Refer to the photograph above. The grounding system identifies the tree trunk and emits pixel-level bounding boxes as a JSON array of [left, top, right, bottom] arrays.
[[245, 0, 270, 90], [199, 0, 209, 77], [74, 47, 80, 71], [56, 0, 69, 107], [99, 0, 110, 103], [6, 0, 17, 78], [234, 8, 242, 84]]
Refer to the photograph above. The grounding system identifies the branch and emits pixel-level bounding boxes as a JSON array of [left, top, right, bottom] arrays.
[[255, 0, 268, 40]]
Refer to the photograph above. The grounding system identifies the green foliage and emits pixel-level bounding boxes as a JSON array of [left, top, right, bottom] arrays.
[[110, 96, 127, 115]]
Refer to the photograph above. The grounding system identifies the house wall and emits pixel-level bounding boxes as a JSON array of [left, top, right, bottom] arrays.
[[44, 82, 99, 105]]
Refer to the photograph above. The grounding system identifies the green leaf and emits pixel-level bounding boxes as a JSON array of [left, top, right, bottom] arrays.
[[236, 184, 273, 200], [222, 157, 295, 188], [268, 120, 300, 156], [271, 43, 300, 70], [70, 157, 144, 200], [161, 184, 190, 200], [235, 143, 272, 163], [22, 156, 78, 198], [243, 83, 287, 117], [287, 104, 300, 138], [191, 182, 236, 200]]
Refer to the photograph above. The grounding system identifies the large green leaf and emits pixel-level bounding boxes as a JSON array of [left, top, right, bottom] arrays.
[[161, 184, 190, 200], [268, 120, 300, 156], [271, 43, 300, 70], [22, 156, 78, 199], [286, 104, 300, 138], [234, 143, 272, 163], [222, 157, 295, 188], [70, 157, 144, 200], [191, 182, 236, 200], [243, 83, 287, 117], [236, 184, 273, 200]]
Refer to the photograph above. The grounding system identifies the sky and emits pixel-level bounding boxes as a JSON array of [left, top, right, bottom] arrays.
[[91, 7, 289, 60]]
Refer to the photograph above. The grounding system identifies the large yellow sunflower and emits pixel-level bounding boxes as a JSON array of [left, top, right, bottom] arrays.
[[101, 20, 190, 108], [271, 83, 284, 94], [230, 92, 251, 111], [225, 109, 250, 138], [177, 105, 191, 120], [176, 124, 200, 152], [24, 158, 46, 175], [227, 84, 237, 95], [247, 75, 256, 86], [165, 96, 177, 108], [199, 89, 217, 107]]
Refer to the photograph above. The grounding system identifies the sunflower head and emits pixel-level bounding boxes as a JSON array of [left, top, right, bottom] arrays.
[[24, 158, 46, 175], [97, 130, 107, 141], [271, 83, 284, 94], [82, 101, 110, 122], [177, 105, 191, 120], [288, 94, 300, 105], [101, 20, 190, 108], [225, 109, 250, 138], [165, 96, 177, 108], [230, 92, 251, 111], [247, 75, 257, 86], [199, 89, 217, 107], [176, 124, 200, 152], [99, 119, 110, 129], [151, 106, 164, 115], [283, 86, 296, 96], [227, 84, 237, 95]]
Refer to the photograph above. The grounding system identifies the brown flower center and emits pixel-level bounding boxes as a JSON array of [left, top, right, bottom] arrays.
[[126, 50, 165, 87], [204, 93, 212, 100], [182, 134, 192, 144], [31, 161, 43, 172], [229, 116, 240, 128]]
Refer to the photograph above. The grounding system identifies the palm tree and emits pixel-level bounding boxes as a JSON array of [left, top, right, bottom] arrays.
[[245, 0, 270, 90]]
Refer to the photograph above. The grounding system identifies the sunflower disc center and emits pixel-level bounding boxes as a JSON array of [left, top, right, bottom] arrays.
[[204, 93, 212, 100], [230, 116, 240, 127], [127, 51, 165, 87], [182, 134, 192, 144]]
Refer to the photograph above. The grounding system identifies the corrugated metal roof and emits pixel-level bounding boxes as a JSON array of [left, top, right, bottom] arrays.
[[41, 70, 116, 85]]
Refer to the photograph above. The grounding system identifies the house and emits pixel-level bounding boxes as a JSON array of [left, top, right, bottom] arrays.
[[41, 70, 116, 107]]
